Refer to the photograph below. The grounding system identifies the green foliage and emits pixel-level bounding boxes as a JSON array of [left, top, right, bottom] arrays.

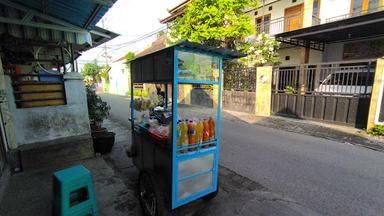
[[86, 85, 110, 125], [169, 0, 257, 51], [284, 86, 296, 94], [81, 60, 100, 82], [127, 90, 149, 97], [157, 30, 165, 38], [124, 51, 136, 70], [369, 125, 384, 136], [125, 52, 136, 62], [241, 32, 281, 66], [100, 65, 111, 84]]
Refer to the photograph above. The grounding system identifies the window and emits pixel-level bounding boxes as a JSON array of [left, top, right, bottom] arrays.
[[312, 0, 320, 17], [255, 14, 271, 34], [254, 11, 258, 16], [292, 0, 297, 3], [368, 0, 379, 11], [351, 0, 382, 14], [285, 56, 290, 61], [269, 6, 273, 11]]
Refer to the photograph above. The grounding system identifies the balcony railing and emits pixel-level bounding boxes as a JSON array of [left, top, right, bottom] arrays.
[[257, 14, 321, 36], [326, 6, 384, 23]]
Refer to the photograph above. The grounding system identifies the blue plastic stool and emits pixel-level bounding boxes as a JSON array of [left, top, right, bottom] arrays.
[[52, 165, 98, 216]]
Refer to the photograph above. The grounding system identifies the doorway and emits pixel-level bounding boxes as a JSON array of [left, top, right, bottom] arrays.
[[284, 4, 304, 32]]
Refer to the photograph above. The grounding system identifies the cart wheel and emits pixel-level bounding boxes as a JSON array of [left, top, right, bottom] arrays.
[[202, 180, 219, 201], [138, 170, 170, 216]]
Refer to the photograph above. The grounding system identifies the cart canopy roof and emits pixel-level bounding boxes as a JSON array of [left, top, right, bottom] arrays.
[[129, 41, 246, 83], [128, 41, 246, 64]]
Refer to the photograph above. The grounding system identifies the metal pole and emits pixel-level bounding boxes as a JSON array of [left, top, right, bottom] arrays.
[[69, 43, 74, 72], [60, 46, 66, 74]]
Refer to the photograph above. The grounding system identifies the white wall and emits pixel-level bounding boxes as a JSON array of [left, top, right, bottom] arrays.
[[4, 73, 91, 146], [248, 0, 305, 21], [279, 47, 303, 65], [109, 60, 129, 96], [319, 0, 351, 23], [279, 47, 323, 65]]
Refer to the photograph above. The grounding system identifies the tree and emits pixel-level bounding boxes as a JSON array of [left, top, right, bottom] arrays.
[[81, 60, 100, 82], [242, 33, 281, 67], [124, 51, 136, 70], [125, 52, 136, 62], [157, 30, 165, 38], [100, 65, 111, 83], [169, 0, 257, 51]]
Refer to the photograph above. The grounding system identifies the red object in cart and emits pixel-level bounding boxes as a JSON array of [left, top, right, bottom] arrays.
[[148, 128, 168, 143]]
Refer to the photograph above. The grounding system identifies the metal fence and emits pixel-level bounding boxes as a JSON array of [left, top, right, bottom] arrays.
[[271, 60, 376, 127], [224, 67, 256, 92], [272, 60, 376, 96], [256, 14, 321, 36], [326, 6, 384, 23]]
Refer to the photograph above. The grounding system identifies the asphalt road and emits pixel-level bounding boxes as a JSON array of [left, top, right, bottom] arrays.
[[100, 93, 384, 216]]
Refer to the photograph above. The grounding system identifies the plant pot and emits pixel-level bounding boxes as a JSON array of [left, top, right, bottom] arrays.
[[91, 127, 108, 135], [92, 131, 115, 155], [90, 121, 104, 131]]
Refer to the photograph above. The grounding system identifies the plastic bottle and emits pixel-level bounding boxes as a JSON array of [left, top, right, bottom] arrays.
[[195, 120, 203, 146], [180, 120, 188, 153], [176, 120, 182, 153], [187, 120, 196, 151], [209, 117, 216, 141], [202, 119, 210, 148]]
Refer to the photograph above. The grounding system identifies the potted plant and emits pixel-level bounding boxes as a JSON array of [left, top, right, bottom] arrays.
[[86, 85, 115, 154]]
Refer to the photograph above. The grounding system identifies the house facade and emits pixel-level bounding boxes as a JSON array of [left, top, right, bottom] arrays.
[[108, 35, 167, 96], [109, 57, 130, 96], [249, 0, 384, 64], [162, 0, 384, 65], [0, 0, 118, 175], [161, 0, 384, 129]]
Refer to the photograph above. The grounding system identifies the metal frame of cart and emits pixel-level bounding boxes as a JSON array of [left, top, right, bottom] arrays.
[[128, 41, 244, 214]]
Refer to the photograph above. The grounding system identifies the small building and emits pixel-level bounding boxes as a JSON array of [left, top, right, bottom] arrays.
[[109, 56, 130, 96], [108, 35, 167, 96], [0, 0, 118, 175]]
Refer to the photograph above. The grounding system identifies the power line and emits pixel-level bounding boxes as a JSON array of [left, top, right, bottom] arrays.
[[80, 25, 169, 62]]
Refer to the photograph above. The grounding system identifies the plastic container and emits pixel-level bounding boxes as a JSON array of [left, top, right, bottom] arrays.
[[187, 120, 196, 151]]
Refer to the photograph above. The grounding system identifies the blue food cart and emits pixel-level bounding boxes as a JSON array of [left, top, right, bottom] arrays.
[[127, 41, 244, 215]]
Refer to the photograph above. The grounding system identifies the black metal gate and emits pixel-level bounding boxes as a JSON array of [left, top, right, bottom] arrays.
[[271, 60, 375, 127], [223, 67, 256, 114]]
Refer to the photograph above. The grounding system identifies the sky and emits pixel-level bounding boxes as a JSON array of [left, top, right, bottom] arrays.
[[77, 0, 182, 68]]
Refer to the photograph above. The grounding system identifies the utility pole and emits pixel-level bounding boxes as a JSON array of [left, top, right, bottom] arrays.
[[101, 18, 110, 65]]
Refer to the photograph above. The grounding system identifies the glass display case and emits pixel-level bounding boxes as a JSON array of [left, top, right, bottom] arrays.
[[127, 41, 244, 214]]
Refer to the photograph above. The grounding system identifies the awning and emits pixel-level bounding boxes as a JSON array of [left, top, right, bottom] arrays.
[[275, 10, 384, 50], [0, 0, 118, 46], [8, 0, 116, 30]]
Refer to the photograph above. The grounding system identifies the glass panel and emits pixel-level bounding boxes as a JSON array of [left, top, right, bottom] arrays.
[[176, 84, 218, 153], [132, 83, 172, 145], [312, 0, 319, 17], [263, 15, 270, 34], [353, 0, 363, 14], [177, 51, 220, 82], [368, 0, 379, 12], [178, 172, 213, 199], [178, 154, 214, 179]]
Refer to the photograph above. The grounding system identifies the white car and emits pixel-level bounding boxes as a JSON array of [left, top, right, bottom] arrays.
[[316, 70, 374, 95]]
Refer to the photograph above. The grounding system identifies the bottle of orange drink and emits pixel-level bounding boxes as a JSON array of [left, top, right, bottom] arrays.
[[195, 120, 203, 146], [187, 120, 196, 151]]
